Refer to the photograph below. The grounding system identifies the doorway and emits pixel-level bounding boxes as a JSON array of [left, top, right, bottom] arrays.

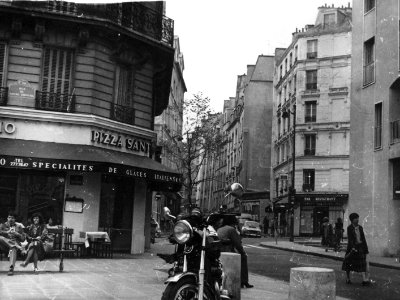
[[99, 175, 134, 252], [313, 206, 329, 236]]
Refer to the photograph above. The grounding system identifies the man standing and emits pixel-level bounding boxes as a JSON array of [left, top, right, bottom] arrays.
[[0, 211, 25, 275], [216, 216, 254, 288]]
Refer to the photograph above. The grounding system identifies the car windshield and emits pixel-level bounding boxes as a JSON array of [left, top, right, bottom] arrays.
[[245, 221, 259, 228]]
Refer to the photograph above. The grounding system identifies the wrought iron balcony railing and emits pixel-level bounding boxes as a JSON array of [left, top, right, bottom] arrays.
[[110, 103, 135, 126], [307, 52, 317, 59], [35, 90, 75, 113], [302, 184, 314, 192], [0, 87, 8, 106], [8, 1, 174, 46], [304, 149, 316, 156], [304, 115, 316, 123], [306, 83, 318, 90]]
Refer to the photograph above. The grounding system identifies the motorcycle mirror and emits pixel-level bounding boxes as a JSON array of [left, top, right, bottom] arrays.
[[163, 207, 176, 220], [225, 182, 244, 198]]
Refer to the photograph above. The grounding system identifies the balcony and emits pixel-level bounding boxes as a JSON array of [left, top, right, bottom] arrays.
[[111, 103, 135, 126], [7, 1, 174, 46], [363, 62, 375, 86], [0, 87, 8, 106], [307, 52, 317, 59], [304, 149, 316, 156], [35, 91, 75, 113]]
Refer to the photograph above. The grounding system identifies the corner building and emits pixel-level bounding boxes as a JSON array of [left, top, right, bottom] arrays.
[[0, 1, 180, 254], [271, 5, 352, 237], [350, 0, 400, 256]]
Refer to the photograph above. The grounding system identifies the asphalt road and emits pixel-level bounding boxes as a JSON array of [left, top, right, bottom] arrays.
[[242, 237, 400, 300]]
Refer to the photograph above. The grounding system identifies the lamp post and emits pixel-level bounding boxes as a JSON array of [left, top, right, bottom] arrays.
[[282, 104, 296, 242]]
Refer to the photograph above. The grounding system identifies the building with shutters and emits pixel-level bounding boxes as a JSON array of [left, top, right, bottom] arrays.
[[271, 4, 352, 237], [0, 1, 180, 254], [349, 0, 400, 256]]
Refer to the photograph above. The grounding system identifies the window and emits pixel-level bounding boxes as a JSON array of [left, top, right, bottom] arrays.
[[279, 65, 283, 79], [115, 65, 135, 107], [303, 169, 315, 191], [306, 70, 318, 90], [304, 134, 316, 155], [323, 13, 335, 27], [363, 38, 375, 85], [277, 119, 281, 137], [289, 53, 293, 67], [374, 102, 382, 149], [41, 47, 73, 95], [0, 43, 5, 86], [293, 75, 297, 93], [305, 101, 317, 123], [365, 0, 375, 13], [275, 178, 280, 197], [307, 40, 318, 59], [285, 59, 288, 73], [294, 46, 298, 61]]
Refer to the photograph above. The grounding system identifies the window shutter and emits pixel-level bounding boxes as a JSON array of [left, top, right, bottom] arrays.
[[0, 43, 5, 86], [42, 48, 73, 95]]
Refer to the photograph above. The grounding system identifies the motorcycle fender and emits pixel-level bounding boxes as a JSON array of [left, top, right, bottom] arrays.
[[164, 272, 198, 284]]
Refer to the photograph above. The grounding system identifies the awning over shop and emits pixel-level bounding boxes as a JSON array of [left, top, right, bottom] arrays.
[[0, 139, 182, 189]]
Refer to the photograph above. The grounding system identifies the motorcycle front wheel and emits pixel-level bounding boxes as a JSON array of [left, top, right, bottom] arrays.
[[161, 277, 216, 300]]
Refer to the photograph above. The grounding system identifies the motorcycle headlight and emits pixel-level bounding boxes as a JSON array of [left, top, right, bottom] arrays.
[[173, 220, 193, 244]]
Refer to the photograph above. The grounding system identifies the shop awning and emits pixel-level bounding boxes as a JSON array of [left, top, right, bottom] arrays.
[[0, 139, 182, 188]]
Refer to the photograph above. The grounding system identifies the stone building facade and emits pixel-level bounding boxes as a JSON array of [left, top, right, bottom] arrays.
[[271, 4, 352, 236], [350, 0, 400, 256]]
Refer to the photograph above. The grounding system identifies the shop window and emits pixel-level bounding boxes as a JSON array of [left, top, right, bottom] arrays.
[[374, 102, 382, 149], [307, 40, 318, 59], [41, 47, 73, 95], [305, 101, 317, 123], [0, 173, 18, 221], [304, 134, 316, 156], [365, 0, 375, 13], [303, 169, 315, 191], [363, 37, 375, 86], [306, 70, 318, 90]]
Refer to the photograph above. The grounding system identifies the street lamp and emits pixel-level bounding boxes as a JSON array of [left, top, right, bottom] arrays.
[[281, 104, 296, 242]]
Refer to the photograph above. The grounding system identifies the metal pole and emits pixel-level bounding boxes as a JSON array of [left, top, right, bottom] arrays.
[[289, 105, 296, 242]]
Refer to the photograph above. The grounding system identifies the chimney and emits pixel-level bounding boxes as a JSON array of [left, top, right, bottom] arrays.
[[348, 2, 351, 8]]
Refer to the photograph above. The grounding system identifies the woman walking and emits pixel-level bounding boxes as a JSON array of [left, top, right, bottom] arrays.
[[20, 213, 48, 274], [342, 213, 372, 285]]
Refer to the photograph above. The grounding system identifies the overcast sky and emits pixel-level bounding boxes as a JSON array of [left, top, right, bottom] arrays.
[[166, 0, 353, 112]]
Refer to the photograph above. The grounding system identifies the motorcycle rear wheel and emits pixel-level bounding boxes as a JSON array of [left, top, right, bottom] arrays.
[[161, 277, 216, 300]]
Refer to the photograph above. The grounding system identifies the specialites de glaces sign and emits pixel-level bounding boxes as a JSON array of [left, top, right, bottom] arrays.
[[90, 129, 151, 156]]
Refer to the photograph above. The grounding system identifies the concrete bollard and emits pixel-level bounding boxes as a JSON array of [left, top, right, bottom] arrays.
[[289, 267, 336, 300], [220, 252, 241, 300]]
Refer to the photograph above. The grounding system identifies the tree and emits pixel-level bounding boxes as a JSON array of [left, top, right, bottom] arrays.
[[159, 93, 223, 208]]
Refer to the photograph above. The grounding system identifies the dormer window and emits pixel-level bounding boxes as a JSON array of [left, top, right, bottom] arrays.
[[323, 13, 335, 27]]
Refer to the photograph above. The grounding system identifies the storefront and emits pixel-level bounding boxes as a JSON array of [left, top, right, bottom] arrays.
[[296, 193, 348, 236], [0, 118, 181, 254]]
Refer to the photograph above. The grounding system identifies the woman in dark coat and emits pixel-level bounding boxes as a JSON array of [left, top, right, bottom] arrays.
[[20, 213, 48, 273], [342, 213, 372, 285]]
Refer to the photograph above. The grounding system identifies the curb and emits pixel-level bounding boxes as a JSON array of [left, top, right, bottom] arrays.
[[259, 243, 400, 271]]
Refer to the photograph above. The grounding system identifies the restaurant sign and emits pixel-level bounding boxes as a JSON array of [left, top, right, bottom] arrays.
[[0, 156, 181, 184], [296, 194, 348, 206]]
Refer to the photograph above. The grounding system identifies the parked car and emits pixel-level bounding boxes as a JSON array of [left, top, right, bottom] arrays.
[[241, 220, 262, 237]]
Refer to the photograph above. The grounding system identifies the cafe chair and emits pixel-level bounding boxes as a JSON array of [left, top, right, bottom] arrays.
[[91, 238, 113, 258]]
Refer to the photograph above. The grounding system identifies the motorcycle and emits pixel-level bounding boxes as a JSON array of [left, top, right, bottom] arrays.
[[159, 207, 231, 300]]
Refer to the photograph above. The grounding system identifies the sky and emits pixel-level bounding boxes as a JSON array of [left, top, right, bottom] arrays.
[[165, 0, 353, 112]]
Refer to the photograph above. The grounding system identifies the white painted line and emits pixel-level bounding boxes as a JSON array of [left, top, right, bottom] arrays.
[[244, 244, 269, 250]]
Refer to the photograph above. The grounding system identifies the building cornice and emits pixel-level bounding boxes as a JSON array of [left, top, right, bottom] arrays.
[[0, 107, 157, 140]]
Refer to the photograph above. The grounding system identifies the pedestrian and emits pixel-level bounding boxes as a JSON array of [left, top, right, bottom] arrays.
[[216, 216, 254, 289], [320, 217, 334, 252], [342, 212, 373, 285], [334, 217, 344, 251], [263, 216, 269, 236], [20, 213, 48, 273], [0, 211, 25, 276]]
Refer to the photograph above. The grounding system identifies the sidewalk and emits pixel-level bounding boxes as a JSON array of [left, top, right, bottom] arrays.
[[260, 239, 400, 270], [0, 238, 289, 300]]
